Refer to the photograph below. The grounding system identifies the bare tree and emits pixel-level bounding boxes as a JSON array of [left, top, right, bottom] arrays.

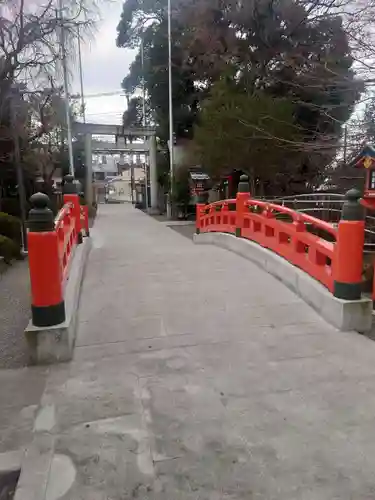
[[0, 0, 101, 205], [0, 0, 99, 103]]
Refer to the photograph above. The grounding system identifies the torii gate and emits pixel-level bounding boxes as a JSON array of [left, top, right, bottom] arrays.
[[73, 122, 158, 211]]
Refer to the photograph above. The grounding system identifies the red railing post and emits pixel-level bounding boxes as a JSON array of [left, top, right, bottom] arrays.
[[333, 189, 365, 300], [27, 193, 65, 327], [195, 193, 206, 234], [63, 175, 83, 244], [236, 175, 250, 237]]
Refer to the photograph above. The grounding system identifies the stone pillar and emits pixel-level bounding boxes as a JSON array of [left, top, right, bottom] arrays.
[[84, 133, 93, 208], [333, 189, 365, 300], [236, 175, 250, 237], [149, 135, 158, 212]]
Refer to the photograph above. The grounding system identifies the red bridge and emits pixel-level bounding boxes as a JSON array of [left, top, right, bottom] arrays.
[[196, 175, 367, 300]]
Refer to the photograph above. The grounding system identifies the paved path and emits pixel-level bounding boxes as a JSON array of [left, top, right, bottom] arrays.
[[32, 204, 375, 499]]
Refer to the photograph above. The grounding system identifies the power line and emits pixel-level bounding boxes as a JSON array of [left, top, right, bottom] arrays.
[[85, 111, 124, 115], [70, 90, 125, 99]]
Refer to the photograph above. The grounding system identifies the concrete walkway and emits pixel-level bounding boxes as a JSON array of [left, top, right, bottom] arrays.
[[20, 204, 375, 499]]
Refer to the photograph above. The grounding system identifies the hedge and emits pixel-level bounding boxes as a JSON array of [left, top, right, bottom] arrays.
[[0, 235, 21, 264], [0, 212, 22, 245]]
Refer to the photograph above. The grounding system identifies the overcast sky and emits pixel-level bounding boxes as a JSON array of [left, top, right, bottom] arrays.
[[71, 0, 136, 125]]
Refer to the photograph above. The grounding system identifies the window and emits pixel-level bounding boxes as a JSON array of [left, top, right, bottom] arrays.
[[95, 172, 105, 181], [370, 170, 375, 190]]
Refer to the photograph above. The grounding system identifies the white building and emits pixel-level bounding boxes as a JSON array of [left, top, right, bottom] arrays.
[[105, 165, 147, 203], [92, 154, 118, 181]]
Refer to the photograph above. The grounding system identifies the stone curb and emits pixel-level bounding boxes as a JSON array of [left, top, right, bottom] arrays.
[[194, 232, 372, 332], [13, 432, 55, 500]]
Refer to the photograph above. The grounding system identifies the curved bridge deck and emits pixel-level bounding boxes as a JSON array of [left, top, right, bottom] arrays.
[[31, 203, 375, 499]]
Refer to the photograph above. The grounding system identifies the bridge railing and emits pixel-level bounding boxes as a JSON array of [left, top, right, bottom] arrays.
[[261, 192, 375, 249], [55, 202, 77, 283], [27, 176, 89, 328], [196, 176, 365, 300], [262, 193, 344, 224]]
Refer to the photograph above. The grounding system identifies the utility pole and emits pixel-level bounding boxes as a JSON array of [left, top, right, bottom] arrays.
[[77, 24, 86, 123], [167, 0, 174, 218], [343, 124, 348, 164], [58, 0, 75, 177], [77, 23, 93, 206], [10, 91, 28, 252], [141, 36, 149, 210], [141, 38, 146, 129]]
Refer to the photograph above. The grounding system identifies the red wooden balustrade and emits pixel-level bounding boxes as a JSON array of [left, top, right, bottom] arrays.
[[197, 196, 339, 292], [80, 205, 90, 237], [27, 190, 90, 327], [55, 202, 77, 282]]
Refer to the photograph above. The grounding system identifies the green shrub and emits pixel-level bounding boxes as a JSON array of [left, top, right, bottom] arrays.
[[0, 235, 21, 264], [0, 212, 22, 245]]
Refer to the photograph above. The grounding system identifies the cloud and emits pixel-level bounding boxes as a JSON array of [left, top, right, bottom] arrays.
[[71, 0, 136, 124]]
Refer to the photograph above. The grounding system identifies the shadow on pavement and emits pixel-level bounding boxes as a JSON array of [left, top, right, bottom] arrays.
[[167, 223, 196, 241]]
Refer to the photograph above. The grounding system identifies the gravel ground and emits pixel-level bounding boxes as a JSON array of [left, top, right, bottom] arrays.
[[0, 216, 96, 370], [0, 261, 31, 369], [0, 260, 47, 469], [167, 222, 196, 240]]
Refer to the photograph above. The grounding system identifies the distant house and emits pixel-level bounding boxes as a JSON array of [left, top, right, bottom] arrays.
[[323, 146, 373, 194], [92, 155, 118, 182]]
